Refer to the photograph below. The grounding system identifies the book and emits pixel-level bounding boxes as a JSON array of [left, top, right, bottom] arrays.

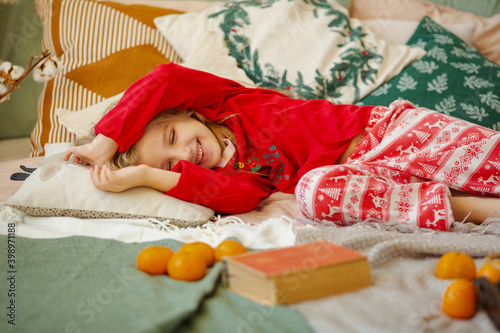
[[222, 241, 371, 305]]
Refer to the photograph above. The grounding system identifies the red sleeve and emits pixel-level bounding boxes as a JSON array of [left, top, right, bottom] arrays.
[[94, 63, 243, 152], [165, 161, 276, 214]]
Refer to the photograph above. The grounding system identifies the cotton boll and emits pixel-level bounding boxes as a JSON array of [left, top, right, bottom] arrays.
[[0, 61, 13, 74], [31, 68, 44, 82], [0, 83, 10, 103], [0, 61, 24, 85], [0, 83, 8, 94], [10, 65, 25, 80], [0, 61, 12, 82], [33, 57, 62, 82]]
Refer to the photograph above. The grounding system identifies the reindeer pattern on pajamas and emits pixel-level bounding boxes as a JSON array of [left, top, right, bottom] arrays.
[[296, 100, 500, 231]]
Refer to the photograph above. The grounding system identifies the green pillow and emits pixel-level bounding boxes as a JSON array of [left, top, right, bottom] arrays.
[[0, 0, 43, 140], [425, 0, 500, 17], [361, 16, 500, 131]]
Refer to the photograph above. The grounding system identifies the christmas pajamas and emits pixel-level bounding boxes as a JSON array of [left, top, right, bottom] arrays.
[[296, 100, 500, 231]]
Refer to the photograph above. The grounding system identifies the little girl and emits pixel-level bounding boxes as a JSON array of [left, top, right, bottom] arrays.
[[65, 63, 500, 231]]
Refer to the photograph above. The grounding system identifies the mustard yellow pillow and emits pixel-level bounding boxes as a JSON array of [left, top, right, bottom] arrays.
[[30, 0, 183, 156]]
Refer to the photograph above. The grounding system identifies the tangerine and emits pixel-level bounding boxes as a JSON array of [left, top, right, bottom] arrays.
[[435, 252, 476, 280], [477, 260, 500, 284], [215, 239, 247, 262], [136, 246, 174, 275], [167, 251, 207, 281], [442, 278, 478, 319], [179, 242, 216, 267]]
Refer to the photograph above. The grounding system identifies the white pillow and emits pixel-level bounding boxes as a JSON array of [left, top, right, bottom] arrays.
[[5, 143, 215, 227], [55, 92, 124, 138], [181, 31, 256, 88], [154, 0, 426, 104], [361, 19, 476, 46]]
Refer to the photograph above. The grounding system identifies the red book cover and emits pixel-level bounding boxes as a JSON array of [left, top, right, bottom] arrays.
[[229, 241, 366, 277]]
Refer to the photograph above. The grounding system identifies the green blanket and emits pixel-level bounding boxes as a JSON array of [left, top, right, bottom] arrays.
[[0, 235, 313, 333]]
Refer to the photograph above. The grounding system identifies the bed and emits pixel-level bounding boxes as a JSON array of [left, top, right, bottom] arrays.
[[1, 0, 500, 332]]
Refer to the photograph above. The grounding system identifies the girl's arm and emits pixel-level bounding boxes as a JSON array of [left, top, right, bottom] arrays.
[[90, 161, 275, 214], [95, 63, 244, 153], [90, 164, 180, 192], [64, 134, 119, 166], [89, 164, 180, 193], [166, 161, 276, 214]]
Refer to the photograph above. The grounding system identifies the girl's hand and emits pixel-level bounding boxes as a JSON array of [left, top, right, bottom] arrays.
[[64, 134, 119, 166], [89, 165, 149, 192]]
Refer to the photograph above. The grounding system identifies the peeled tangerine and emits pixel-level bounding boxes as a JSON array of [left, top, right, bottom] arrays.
[[435, 252, 476, 280], [442, 279, 478, 319]]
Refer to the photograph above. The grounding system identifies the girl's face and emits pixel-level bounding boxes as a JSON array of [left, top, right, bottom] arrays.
[[135, 116, 222, 170]]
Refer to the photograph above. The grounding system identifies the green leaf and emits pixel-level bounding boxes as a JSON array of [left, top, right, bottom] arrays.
[[413, 60, 439, 74], [427, 73, 448, 94], [397, 73, 418, 92], [480, 92, 500, 112], [460, 103, 489, 122], [464, 76, 495, 89], [435, 96, 456, 115]]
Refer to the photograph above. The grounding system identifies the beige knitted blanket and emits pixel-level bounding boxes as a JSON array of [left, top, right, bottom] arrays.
[[292, 218, 500, 333]]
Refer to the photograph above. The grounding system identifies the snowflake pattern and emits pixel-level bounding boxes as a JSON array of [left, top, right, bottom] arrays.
[[351, 195, 359, 204], [299, 100, 500, 231]]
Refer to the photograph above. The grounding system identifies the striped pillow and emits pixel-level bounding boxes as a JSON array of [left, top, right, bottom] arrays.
[[31, 0, 183, 156]]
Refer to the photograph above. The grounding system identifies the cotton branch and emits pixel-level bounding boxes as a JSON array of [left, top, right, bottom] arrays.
[[0, 50, 53, 103]]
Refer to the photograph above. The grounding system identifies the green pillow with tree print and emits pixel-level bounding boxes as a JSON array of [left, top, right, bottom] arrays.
[[361, 16, 500, 131]]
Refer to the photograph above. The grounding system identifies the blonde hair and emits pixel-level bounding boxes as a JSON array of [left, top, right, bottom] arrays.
[[111, 109, 236, 170], [74, 107, 236, 170]]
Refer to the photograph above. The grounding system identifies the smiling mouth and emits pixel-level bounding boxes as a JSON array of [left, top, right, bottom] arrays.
[[195, 139, 204, 165]]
